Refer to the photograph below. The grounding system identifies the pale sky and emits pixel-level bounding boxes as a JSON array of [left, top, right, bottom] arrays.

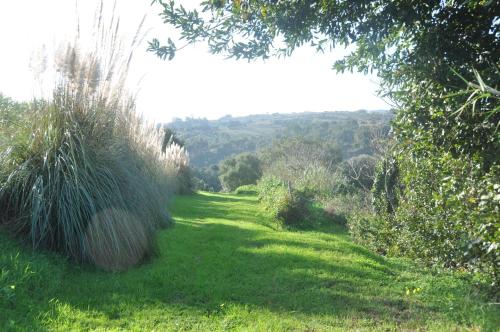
[[0, 0, 388, 123]]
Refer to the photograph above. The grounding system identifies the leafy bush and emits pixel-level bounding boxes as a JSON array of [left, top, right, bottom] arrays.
[[372, 148, 499, 289], [339, 154, 377, 192], [260, 138, 341, 196], [257, 176, 312, 228], [348, 212, 394, 256], [0, 17, 172, 271], [0, 95, 29, 151], [234, 184, 258, 195], [294, 164, 337, 197], [328, 170, 362, 196], [320, 191, 372, 227], [192, 165, 222, 192], [257, 137, 377, 230], [219, 153, 262, 192]]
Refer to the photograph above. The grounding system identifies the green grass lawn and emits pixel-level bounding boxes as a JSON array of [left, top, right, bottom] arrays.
[[1, 192, 498, 331]]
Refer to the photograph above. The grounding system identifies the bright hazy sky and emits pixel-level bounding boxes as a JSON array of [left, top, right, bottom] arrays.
[[0, 0, 388, 123]]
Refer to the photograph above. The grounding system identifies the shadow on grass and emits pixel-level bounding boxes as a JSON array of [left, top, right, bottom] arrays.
[[52, 223, 416, 320], [4, 192, 496, 329], [51, 195, 409, 318], [170, 192, 273, 230]]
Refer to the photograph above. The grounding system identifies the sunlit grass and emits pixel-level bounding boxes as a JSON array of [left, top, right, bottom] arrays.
[[1, 192, 498, 331]]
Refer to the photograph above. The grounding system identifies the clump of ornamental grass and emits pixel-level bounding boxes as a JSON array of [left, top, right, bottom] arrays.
[[0, 7, 172, 271], [164, 142, 193, 194]]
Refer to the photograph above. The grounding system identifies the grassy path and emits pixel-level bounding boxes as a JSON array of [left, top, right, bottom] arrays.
[[1, 192, 498, 331]]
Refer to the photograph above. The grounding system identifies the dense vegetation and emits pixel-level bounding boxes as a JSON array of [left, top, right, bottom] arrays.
[[0, 14, 191, 271], [168, 110, 391, 191], [0, 1, 498, 329], [152, 0, 499, 290], [1, 192, 498, 330], [218, 153, 262, 192], [169, 111, 391, 168]]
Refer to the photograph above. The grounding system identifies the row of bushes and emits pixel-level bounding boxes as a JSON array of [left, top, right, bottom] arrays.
[[337, 149, 498, 294], [192, 136, 378, 196], [249, 137, 498, 290], [216, 137, 378, 229], [351, 150, 499, 288]]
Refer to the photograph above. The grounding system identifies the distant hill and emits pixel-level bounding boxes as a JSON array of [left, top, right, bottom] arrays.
[[167, 110, 392, 168]]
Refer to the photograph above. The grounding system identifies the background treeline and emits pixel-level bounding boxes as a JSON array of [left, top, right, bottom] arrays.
[[166, 110, 391, 191]]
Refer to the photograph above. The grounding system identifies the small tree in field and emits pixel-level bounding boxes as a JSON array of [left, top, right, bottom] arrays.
[[219, 153, 262, 192]]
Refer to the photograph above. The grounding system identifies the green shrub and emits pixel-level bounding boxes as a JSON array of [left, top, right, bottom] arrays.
[[219, 153, 262, 192], [260, 138, 341, 197], [348, 212, 394, 255], [192, 165, 222, 192], [294, 165, 337, 197], [0, 18, 172, 271], [234, 184, 258, 195], [329, 171, 361, 196], [257, 176, 312, 228], [320, 192, 372, 227], [339, 154, 377, 192], [372, 149, 499, 289]]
